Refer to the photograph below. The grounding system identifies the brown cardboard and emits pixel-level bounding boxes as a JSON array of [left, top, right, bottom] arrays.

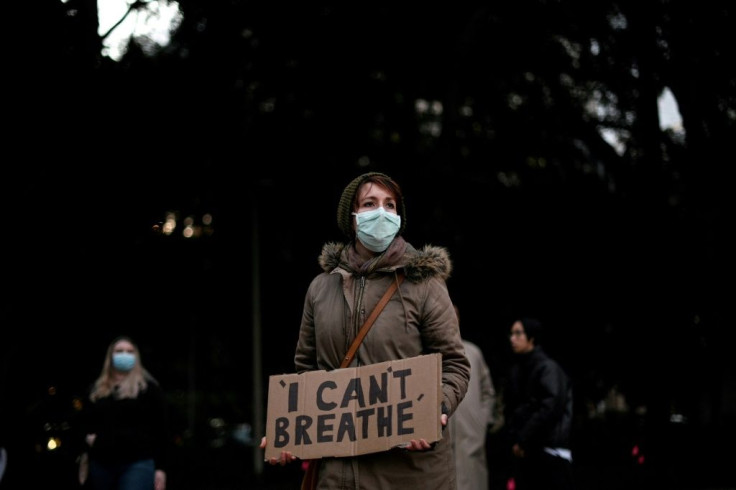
[[264, 353, 442, 461]]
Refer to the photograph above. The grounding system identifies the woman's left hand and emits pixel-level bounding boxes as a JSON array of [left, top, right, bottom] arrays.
[[403, 413, 448, 451], [154, 469, 166, 490], [260, 436, 298, 465]]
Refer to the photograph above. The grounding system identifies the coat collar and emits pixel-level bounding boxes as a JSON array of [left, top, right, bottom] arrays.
[[318, 238, 452, 282]]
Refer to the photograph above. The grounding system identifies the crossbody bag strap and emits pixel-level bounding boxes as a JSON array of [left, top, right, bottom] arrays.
[[340, 271, 405, 369]]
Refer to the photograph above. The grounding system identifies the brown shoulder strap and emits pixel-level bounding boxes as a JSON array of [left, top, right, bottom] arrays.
[[340, 272, 405, 368]]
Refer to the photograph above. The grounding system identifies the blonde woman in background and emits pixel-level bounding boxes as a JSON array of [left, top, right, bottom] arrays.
[[77, 336, 169, 490]]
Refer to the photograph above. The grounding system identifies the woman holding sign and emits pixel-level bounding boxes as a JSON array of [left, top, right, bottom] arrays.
[[261, 172, 470, 489]]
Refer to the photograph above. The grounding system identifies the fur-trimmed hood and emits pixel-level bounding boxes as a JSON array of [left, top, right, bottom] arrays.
[[317, 240, 452, 282]]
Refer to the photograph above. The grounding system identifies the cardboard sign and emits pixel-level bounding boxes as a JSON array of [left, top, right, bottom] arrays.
[[264, 353, 442, 461]]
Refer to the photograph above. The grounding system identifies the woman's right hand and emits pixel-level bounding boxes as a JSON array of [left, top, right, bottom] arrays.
[[260, 436, 297, 466], [85, 433, 97, 447]]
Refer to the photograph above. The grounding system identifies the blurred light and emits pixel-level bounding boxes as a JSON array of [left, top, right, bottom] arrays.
[[669, 413, 687, 424], [631, 444, 645, 465], [156, 211, 214, 238], [47, 437, 62, 451], [415, 99, 429, 114], [232, 423, 253, 445], [182, 216, 195, 238], [163, 212, 177, 235]]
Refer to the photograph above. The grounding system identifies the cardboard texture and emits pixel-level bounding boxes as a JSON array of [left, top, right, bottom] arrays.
[[264, 353, 442, 461]]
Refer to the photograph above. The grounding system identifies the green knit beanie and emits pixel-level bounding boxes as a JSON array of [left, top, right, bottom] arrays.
[[337, 172, 407, 239]]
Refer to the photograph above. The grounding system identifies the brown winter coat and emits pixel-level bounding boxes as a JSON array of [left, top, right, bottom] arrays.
[[294, 237, 471, 490]]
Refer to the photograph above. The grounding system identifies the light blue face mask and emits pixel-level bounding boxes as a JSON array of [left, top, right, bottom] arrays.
[[112, 352, 136, 372], [353, 207, 401, 252]]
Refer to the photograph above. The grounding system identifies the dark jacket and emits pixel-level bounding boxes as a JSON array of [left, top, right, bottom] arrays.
[[505, 346, 572, 453], [78, 382, 169, 472], [294, 237, 471, 490]]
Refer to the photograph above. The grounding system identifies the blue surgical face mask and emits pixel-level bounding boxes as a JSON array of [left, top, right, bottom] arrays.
[[353, 207, 401, 252], [112, 352, 136, 372]]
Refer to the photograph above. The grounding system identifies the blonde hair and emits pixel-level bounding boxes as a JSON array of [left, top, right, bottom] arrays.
[[89, 336, 157, 401]]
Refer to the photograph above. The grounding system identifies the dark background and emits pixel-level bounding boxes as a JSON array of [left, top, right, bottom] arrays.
[[2, 1, 734, 489]]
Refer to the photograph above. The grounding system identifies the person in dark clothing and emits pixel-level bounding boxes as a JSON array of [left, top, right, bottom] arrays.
[[76, 336, 169, 490], [504, 318, 574, 490]]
